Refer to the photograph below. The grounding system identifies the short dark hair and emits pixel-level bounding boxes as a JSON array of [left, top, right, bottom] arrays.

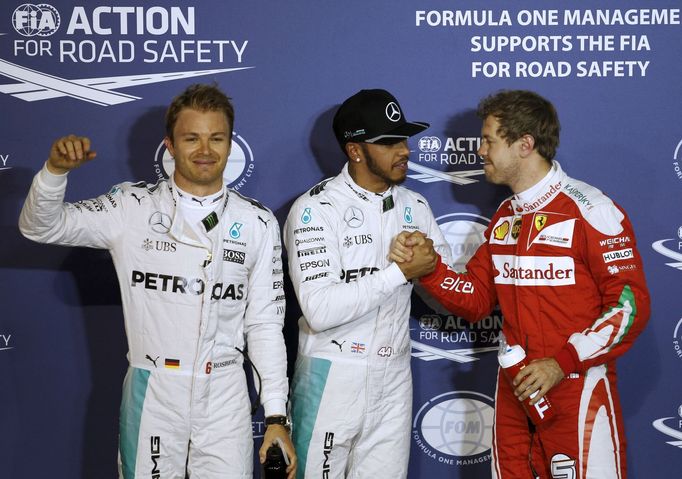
[[477, 90, 560, 161], [165, 83, 234, 141]]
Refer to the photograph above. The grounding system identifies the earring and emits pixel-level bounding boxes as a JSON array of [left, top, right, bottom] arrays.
[[355, 158, 361, 162]]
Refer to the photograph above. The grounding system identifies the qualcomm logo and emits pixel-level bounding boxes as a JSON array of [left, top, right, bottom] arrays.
[[652, 404, 682, 449], [412, 391, 494, 465], [651, 226, 682, 270], [154, 133, 255, 191], [408, 135, 484, 185]]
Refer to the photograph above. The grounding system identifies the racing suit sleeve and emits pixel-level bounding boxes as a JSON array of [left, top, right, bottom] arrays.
[[553, 203, 651, 375], [411, 198, 455, 310], [19, 162, 124, 248], [284, 200, 407, 332], [244, 211, 288, 417], [418, 223, 498, 322]]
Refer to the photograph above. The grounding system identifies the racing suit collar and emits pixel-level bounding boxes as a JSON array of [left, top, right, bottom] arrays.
[[169, 175, 230, 243], [510, 161, 565, 215], [341, 163, 395, 204]]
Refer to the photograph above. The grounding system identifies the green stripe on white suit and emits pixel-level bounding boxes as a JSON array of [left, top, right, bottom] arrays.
[[292, 357, 332, 479], [119, 367, 151, 479]]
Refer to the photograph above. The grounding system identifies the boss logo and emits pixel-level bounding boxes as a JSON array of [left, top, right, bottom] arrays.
[[223, 249, 246, 264]]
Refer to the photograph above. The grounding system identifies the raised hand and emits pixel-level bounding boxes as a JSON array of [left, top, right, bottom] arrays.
[[47, 135, 97, 174]]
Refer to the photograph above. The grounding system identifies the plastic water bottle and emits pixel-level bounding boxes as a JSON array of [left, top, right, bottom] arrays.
[[498, 333, 555, 425]]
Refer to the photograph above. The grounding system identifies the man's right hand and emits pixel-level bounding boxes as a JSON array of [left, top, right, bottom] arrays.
[[47, 135, 97, 175]]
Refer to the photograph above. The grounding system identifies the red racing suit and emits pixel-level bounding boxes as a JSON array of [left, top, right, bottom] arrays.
[[419, 162, 650, 479]]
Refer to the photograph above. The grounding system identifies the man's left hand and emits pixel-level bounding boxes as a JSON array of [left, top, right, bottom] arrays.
[[512, 358, 564, 404], [259, 424, 297, 479]]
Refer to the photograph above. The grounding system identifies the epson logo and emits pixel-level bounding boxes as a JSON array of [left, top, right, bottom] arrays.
[[150, 436, 161, 479], [297, 246, 326, 257], [300, 259, 330, 271], [340, 267, 379, 283], [223, 249, 246, 264], [492, 255, 575, 286]]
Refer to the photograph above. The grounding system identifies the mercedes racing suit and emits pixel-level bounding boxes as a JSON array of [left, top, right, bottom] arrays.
[[19, 164, 288, 478], [418, 161, 650, 479], [284, 164, 451, 479]]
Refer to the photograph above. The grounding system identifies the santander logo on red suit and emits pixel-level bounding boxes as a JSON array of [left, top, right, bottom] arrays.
[[492, 255, 576, 286]]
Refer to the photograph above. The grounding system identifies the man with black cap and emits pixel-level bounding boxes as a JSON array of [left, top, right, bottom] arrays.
[[283, 89, 451, 478]]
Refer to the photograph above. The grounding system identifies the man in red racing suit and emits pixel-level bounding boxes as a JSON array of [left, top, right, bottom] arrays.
[[392, 90, 650, 479]]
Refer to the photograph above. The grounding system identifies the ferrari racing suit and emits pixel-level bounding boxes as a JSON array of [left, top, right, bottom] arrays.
[[284, 164, 451, 479], [19, 164, 288, 478], [418, 161, 650, 479]]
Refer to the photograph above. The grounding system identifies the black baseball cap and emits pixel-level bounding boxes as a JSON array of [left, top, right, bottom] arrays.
[[332, 89, 429, 148]]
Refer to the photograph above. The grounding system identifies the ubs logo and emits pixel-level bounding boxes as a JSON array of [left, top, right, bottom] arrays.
[[142, 238, 177, 253]]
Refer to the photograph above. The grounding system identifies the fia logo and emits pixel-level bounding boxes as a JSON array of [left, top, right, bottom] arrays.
[[12, 4, 61, 37]]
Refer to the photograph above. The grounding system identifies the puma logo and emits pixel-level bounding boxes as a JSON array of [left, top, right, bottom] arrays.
[[331, 340, 345, 352], [145, 354, 159, 367]]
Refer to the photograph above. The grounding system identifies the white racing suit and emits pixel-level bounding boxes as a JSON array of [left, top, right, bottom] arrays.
[[284, 164, 451, 478], [19, 164, 288, 478]]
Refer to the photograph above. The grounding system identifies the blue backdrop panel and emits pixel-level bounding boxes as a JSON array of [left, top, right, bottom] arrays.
[[0, 1, 680, 478]]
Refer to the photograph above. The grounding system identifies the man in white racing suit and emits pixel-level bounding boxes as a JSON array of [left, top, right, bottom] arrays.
[[19, 84, 296, 478], [284, 89, 451, 478]]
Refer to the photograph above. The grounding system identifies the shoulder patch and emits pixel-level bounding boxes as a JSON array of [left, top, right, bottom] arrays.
[[231, 189, 267, 211], [310, 179, 332, 197], [563, 179, 624, 236]]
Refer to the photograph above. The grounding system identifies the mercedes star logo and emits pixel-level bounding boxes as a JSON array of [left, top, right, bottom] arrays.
[[344, 206, 364, 228], [149, 211, 172, 234], [385, 102, 401, 122]]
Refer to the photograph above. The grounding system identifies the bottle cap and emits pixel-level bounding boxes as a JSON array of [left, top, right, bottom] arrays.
[[498, 344, 526, 368]]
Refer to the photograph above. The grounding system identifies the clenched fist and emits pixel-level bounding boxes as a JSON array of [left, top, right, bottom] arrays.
[[47, 135, 97, 175]]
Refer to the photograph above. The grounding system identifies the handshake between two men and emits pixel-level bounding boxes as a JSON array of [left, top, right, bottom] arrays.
[[390, 231, 440, 281]]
